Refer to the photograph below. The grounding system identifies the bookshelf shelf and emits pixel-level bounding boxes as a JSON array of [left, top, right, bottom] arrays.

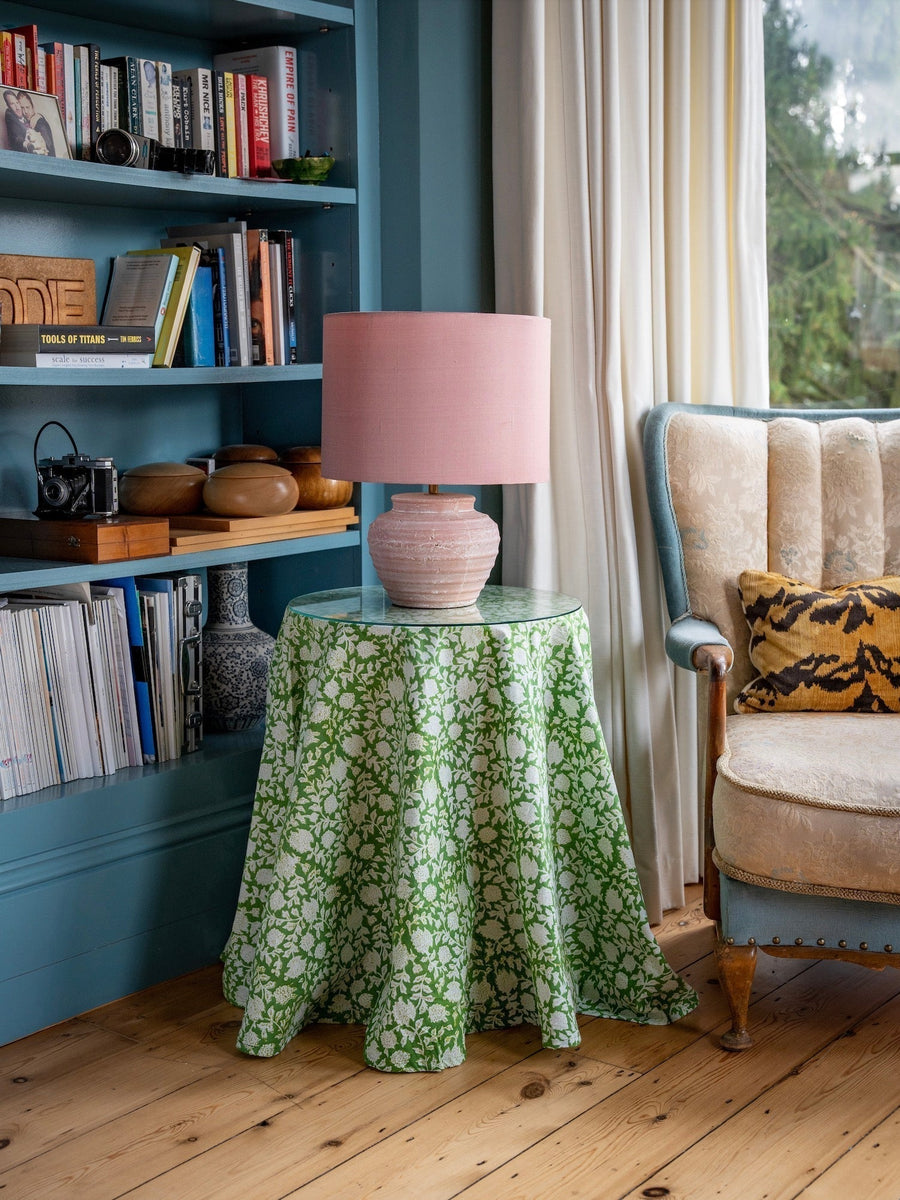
[[0, 528, 360, 590], [0, 151, 356, 212], [22, 0, 354, 43], [0, 726, 263, 820], [0, 363, 325, 385]]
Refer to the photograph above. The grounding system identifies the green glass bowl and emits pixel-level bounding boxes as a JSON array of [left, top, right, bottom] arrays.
[[271, 155, 335, 184]]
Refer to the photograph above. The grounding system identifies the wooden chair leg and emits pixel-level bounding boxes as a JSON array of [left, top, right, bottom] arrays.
[[715, 937, 757, 1051]]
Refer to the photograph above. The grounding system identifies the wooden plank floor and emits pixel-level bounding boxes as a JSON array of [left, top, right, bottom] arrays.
[[4, 885, 900, 1199]]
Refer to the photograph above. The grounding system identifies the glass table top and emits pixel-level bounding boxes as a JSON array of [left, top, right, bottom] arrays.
[[288, 585, 582, 627]]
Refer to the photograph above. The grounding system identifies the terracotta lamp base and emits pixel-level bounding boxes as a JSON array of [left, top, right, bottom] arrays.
[[368, 492, 500, 608]]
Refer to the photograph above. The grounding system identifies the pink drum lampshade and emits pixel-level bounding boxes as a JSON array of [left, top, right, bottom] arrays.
[[321, 311, 551, 608]]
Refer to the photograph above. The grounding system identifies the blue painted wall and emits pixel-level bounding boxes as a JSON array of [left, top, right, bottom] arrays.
[[372, 0, 499, 558], [378, 0, 492, 313]]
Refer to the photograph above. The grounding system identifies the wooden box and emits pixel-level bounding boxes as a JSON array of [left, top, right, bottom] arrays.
[[0, 511, 170, 564]]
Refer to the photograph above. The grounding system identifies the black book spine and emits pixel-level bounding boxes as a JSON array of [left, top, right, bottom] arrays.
[[212, 70, 227, 177], [103, 56, 141, 135], [180, 80, 193, 149], [1, 325, 156, 353], [87, 44, 101, 156], [171, 77, 183, 150], [270, 229, 297, 364]]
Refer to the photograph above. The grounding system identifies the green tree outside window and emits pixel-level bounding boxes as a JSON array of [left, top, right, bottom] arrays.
[[766, 0, 900, 408]]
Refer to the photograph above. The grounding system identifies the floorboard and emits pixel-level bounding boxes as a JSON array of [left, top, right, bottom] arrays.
[[3, 886, 900, 1200]]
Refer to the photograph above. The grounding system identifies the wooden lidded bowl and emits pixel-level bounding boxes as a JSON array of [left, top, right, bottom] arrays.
[[119, 461, 207, 515], [280, 445, 353, 510], [213, 443, 279, 467], [203, 462, 300, 517]]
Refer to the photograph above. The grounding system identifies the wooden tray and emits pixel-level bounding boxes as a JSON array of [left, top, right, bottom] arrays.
[[0, 511, 170, 563], [167, 506, 356, 533], [168, 516, 355, 555]]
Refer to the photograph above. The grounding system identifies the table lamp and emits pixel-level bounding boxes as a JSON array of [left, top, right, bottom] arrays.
[[321, 310, 551, 609]]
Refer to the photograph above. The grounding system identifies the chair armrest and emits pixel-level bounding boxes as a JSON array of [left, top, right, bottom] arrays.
[[662, 618, 733, 920], [665, 617, 733, 673], [692, 640, 731, 925], [692, 642, 734, 673]]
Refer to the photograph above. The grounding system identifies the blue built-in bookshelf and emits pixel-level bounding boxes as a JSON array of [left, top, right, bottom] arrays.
[[0, 0, 378, 1046]]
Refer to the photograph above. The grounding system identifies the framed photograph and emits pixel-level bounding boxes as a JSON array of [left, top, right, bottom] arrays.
[[0, 87, 71, 160]]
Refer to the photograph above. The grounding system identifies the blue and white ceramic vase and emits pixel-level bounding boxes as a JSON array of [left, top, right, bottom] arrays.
[[203, 562, 275, 732]]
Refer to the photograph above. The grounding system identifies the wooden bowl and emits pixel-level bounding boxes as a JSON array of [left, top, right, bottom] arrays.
[[119, 461, 207, 515], [213, 443, 279, 467], [281, 446, 354, 510], [203, 462, 300, 517]]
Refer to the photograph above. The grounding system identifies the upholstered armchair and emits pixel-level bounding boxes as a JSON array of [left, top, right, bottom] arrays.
[[643, 403, 900, 1050]]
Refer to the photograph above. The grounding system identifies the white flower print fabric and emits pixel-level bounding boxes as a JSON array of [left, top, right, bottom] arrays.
[[222, 589, 697, 1072]]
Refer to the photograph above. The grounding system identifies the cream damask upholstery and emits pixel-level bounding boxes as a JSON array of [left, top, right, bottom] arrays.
[[716, 714, 900, 899], [664, 410, 900, 707], [644, 404, 900, 1050]]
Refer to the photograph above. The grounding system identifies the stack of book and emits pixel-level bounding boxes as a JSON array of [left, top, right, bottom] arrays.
[[0, 20, 302, 177], [0, 573, 202, 801], [0, 324, 154, 369]]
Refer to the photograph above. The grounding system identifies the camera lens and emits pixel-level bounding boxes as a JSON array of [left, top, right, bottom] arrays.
[[95, 129, 141, 167], [41, 477, 72, 508]]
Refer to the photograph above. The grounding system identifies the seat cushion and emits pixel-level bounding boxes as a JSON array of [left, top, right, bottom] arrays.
[[735, 571, 900, 713], [713, 713, 900, 899]]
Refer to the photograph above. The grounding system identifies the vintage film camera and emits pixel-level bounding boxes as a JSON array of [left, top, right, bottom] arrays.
[[94, 128, 216, 175], [33, 421, 118, 519]]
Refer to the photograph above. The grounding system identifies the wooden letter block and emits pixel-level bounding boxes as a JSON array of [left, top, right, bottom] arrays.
[[0, 254, 96, 325]]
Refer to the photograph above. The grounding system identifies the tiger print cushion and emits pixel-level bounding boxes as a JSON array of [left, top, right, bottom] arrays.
[[735, 571, 900, 713]]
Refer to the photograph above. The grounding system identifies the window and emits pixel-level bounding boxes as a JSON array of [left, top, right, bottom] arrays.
[[765, 0, 900, 408]]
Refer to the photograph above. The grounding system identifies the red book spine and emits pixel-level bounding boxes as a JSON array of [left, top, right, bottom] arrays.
[[11, 25, 39, 90], [40, 42, 66, 124], [41, 50, 54, 97], [246, 74, 271, 177], [1, 33, 14, 87]]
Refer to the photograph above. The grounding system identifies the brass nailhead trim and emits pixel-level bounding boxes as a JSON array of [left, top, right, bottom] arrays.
[[839, 940, 848, 948], [795, 938, 803, 945], [747, 937, 757, 946], [725, 937, 734, 945], [886, 945, 894, 953], [860, 942, 869, 951], [817, 938, 826, 946], [771, 936, 781, 945]]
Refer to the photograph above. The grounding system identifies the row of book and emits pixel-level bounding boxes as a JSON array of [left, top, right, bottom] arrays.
[[160, 219, 300, 366], [0, 218, 300, 368], [2, 21, 298, 175], [0, 574, 202, 802], [100, 50, 289, 179]]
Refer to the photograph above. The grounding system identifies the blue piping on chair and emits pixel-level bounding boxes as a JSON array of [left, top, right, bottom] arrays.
[[643, 404, 692, 625]]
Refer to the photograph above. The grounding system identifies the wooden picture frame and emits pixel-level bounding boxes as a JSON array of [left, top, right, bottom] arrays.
[[0, 87, 71, 159]]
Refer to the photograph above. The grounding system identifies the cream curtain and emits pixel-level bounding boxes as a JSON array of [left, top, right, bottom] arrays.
[[492, 0, 768, 921]]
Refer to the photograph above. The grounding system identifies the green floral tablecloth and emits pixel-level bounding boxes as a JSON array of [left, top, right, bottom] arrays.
[[222, 586, 697, 1072]]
